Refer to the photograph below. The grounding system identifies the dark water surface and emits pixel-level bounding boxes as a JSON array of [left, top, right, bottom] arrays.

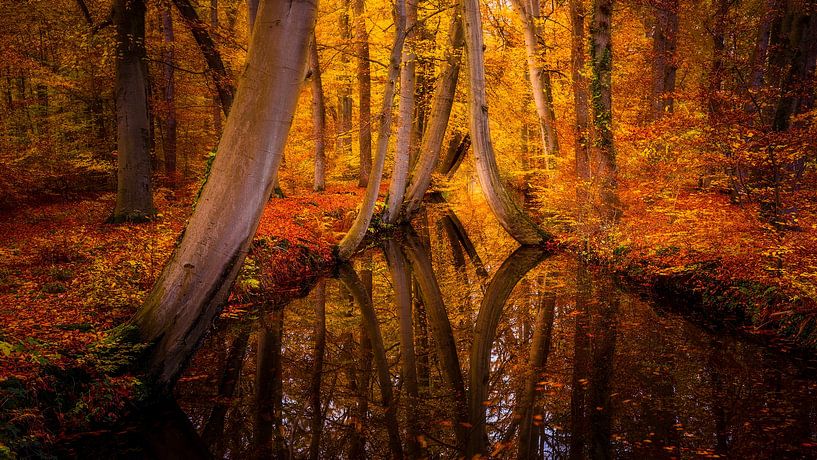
[[63, 203, 817, 459]]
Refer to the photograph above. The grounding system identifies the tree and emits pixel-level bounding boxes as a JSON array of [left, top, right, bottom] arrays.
[[570, 0, 592, 187], [111, 0, 155, 223], [310, 34, 327, 192], [648, 0, 679, 120], [210, 0, 222, 135], [460, 0, 553, 245], [354, 0, 373, 187], [336, 0, 407, 259], [132, 0, 317, 389], [161, 5, 178, 179]]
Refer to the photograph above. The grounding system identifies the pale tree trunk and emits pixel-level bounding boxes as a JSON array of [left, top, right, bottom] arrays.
[[132, 0, 316, 390], [383, 0, 418, 224], [354, 0, 373, 187], [460, 0, 552, 245], [211, 0, 222, 135], [337, 0, 407, 259], [111, 0, 155, 223], [401, 9, 465, 220], [590, 0, 619, 220], [310, 34, 327, 192], [648, 0, 679, 120], [161, 6, 178, 180], [466, 246, 547, 457], [512, 0, 560, 166]]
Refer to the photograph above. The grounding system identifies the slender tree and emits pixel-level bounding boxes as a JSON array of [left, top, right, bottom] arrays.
[[211, 0, 222, 135], [161, 5, 178, 180], [132, 0, 316, 389], [648, 0, 679, 120], [354, 0, 373, 187], [461, 0, 553, 245], [310, 34, 327, 192]]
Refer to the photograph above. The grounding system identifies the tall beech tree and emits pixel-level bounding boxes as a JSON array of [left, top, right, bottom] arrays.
[[111, 0, 155, 222], [354, 0, 373, 187], [648, 0, 679, 120], [461, 0, 553, 245], [336, 0, 407, 259], [310, 34, 327, 192], [133, 0, 317, 389]]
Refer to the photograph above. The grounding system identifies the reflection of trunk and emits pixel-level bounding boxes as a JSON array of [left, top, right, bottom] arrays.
[[589, 277, 618, 460], [385, 239, 421, 457], [437, 132, 471, 179], [568, 259, 592, 460], [344, 331, 367, 458], [111, 0, 154, 222], [401, 9, 465, 218], [201, 327, 250, 456], [516, 293, 556, 459], [133, 0, 315, 389], [254, 310, 287, 459], [384, 0, 418, 224], [353, 0, 373, 187], [336, 0, 407, 259], [308, 281, 327, 460], [309, 35, 327, 192], [403, 231, 469, 449], [429, 194, 489, 277], [414, 278, 431, 388], [161, 6, 178, 179], [338, 264, 404, 458], [461, 0, 551, 245], [467, 246, 548, 457]]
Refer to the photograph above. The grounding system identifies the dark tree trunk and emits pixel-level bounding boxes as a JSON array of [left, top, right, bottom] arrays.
[[354, 0, 373, 187], [161, 6, 178, 180], [308, 281, 327, 460], [111, 0, 155, 222], [648, 0, 679, 120], [211, 0, 222, 136], [310, 35, 327, 192], [707, 0, 730, 118], [570, 0, 592, 194]]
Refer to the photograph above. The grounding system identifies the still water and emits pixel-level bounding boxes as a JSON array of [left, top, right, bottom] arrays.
[[65, 201, 817, 459]]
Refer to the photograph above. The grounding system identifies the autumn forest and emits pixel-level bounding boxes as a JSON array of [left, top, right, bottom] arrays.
[[1, 0, 817, 457]]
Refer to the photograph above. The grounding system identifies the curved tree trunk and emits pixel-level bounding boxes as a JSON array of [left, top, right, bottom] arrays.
[[400, 9, 465, 220], [336, 0, 407, 259], [466, 246, 547, 457], [353, 0, 373, 188], [132, 0, 316, 390], [383, 0, 418, 224], [111, 0, 155, 223], [310, 34, 327, 192], [460, 0, 552, 245]]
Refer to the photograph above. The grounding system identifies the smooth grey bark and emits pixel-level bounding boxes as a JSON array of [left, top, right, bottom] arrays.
[[590, 0, 619, 220], [308, 281, 327, 460], [132, 0, 316, 390], [466, 246, 548, 457], [648, 0, 679, 120], [336, 0, 407, 259], [461, 0, 552, 245], [401, 10, 465, 220], [383, 0, 418, 224], [161, 6, 178, 179], [354, 0, 373, 187], [338, 263, 404, 459], [310, 34, 327, 192], [111, 0, 155, 222], [511, 0, 560, 162]]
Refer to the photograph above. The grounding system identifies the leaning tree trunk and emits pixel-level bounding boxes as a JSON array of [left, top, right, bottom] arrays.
[[512, 0, 560, 164], [460, 0, 552, 245], [336, 0, 407, 259], [310, 34, 327, 192], [111, 0, 155, 223], [383, 0, 418, 224], [400, 8, 464, 220], [354, 0, 373, 188], [161, 5, 178, 180], [590, 0, 619, 221], [132, 0, 316, 390]]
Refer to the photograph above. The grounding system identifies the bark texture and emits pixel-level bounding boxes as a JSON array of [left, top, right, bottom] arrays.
[[354, 0, 373, 187], [132, 0, 316, 390], [310, 34, 327, 191]]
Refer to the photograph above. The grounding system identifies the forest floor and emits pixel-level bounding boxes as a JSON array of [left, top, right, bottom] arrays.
[[0, 183, 370, 452]]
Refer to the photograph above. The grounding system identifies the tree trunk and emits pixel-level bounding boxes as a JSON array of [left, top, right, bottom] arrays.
[[247, 0, 259, 32], [354, 0, 373, 187], [383, 0, 418, 224], [401, 9, 465, 220], [707, 0, 730, 118], [648, 0, 679, 120], [336, 0, 407, 259], [310, 35, 327, 192], [771, 2, 817, 131], [512, 0, 560, 164], [466, 246, 547, 457], [132, 0, 316, 390], [211, 0, 222, 136], [460, 0, 552, 245], [570, 0, 591, 186], [161, 6, 178, 180], [337, 3, 354, 186], [111, 0, 155, 223], [172, 0, 234, 115], [254, 309, 288, 459], [590, 0, 619, 220], [308, 281, 327, 460]]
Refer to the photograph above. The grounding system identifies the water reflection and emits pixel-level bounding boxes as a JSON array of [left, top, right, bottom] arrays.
[[64, 203, 817, 459]]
